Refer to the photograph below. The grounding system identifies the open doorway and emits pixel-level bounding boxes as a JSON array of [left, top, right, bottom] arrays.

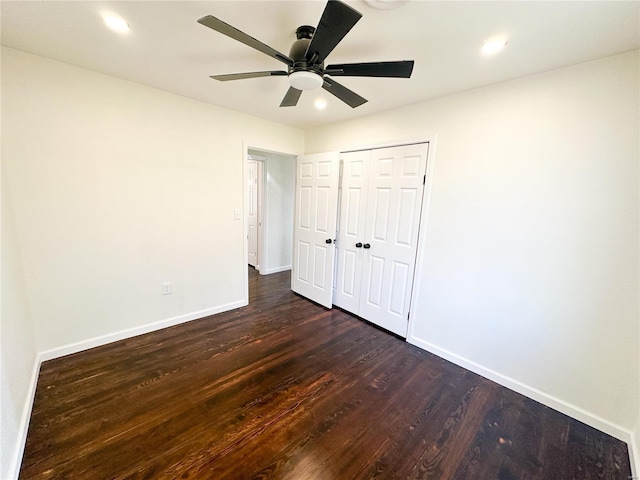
[[246, 148, 296, 298]]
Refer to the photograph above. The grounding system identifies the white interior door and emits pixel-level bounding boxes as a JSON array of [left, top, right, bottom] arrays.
[[292, 152, 340, 308], [358, 144, 428, 336], [247, 160, 259, 267], [334, 150, 371, 313]]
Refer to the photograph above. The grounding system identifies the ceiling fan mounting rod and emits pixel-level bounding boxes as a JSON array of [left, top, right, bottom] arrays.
[[295, 25, 315, 40]]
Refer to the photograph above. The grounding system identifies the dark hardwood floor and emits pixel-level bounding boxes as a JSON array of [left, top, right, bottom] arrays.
[[20, 268, 631, 479]]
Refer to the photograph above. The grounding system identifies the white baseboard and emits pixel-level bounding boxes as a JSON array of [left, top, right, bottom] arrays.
[[8, 356, 41, 480], [259, 265, 291, 275], [9, 300, 247, 478], [39, 300, 246, 362], [11, 308, 637, 478], [407, 335, 637, 465]]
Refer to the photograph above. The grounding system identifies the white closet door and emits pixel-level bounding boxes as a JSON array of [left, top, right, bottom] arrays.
[[359, 144, 428, 336], [247, 160, 259, 267], [334, 150, 370, 312], [291, 152, 340, 308]]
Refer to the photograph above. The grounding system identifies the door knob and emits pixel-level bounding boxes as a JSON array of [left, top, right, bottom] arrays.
[[355, 242, 363, 248], [363, 243, 371, 249], [325, 239, 333, 244]]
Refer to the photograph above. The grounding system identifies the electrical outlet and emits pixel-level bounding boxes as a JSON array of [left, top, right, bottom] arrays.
[[161, 282, 172, 295]]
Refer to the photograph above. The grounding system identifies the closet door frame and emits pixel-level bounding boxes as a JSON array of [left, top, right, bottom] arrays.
[[358, 143, 428, 336], [336, 137, 437, 339]]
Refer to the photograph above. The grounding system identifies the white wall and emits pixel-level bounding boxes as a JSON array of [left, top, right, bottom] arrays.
[[262, 152, 295, 274], [306, 51, 640, 464], [1, 47, 303, 357], [1, 46, 303, 475], [1, 163, 39, 479]]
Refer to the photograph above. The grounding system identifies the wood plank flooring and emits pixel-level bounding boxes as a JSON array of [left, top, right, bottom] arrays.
[[20, 268, 632, 479]]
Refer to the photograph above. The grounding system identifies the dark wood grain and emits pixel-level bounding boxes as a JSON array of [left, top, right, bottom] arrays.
[[19, 267, 632, 479]]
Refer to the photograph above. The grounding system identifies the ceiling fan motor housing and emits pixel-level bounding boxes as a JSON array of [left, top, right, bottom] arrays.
[[289, 26, 324, 75]]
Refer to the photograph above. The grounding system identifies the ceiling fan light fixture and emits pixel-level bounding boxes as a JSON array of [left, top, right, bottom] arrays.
[[289, 71, 323, 91]]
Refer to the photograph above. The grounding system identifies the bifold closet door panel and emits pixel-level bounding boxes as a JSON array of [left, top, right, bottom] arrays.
[[292, 152, 340, 309], [334, 150, 371, 312], [358, 144, 428, 336]]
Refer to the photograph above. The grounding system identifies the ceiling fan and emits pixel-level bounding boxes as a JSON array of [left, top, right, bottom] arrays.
[[197, 0, 414, 108]]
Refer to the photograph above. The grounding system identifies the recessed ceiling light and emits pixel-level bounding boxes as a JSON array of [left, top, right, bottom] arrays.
[[314, 98, 327, 110], [481, 39, 507, 56], [102, 14, 130, 34], [363, 0, 409, 10]]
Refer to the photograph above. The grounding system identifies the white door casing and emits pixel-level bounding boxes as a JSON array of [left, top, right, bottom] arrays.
[[334, 143, 428, 337], [292, 152, 340, 308]]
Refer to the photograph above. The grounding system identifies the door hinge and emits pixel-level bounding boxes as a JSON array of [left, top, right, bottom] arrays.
[[423, 175, 426, 185]]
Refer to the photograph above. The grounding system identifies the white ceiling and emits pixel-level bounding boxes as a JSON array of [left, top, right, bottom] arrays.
[[2, 1, 638, 129]]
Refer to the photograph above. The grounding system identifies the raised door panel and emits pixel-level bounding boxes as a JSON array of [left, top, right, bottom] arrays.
[[334, 151, 371, 312], [292, 152, 340, 309]]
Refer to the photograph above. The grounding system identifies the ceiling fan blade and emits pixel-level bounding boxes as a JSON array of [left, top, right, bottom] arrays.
[[305, 0, 362, 64], [325, 61, 414, 78], [322, 78, 367, 108], [211, 71, 288, 81], [280, 87, 302, 107], [198, 15, 294, 67]]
